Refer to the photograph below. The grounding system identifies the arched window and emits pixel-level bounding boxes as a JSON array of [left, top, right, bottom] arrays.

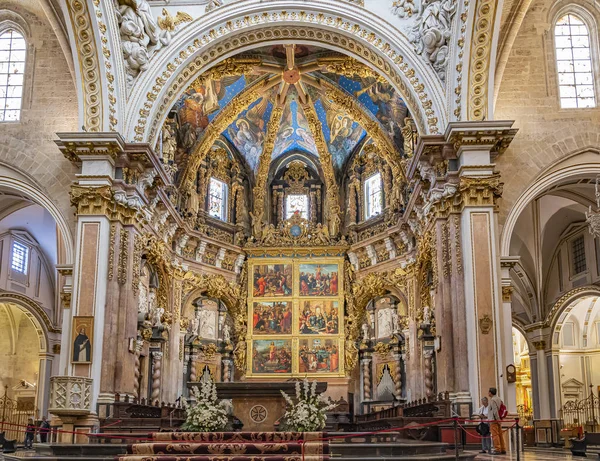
[[364, 172, 382, 219], [286, 194, 308, 219], [208, 177, 228, 221], [554, 14, 596, 108], [0, 29, 26, 121]]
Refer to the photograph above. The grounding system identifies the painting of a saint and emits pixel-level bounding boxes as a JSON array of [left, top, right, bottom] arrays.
[[72, 317, 93, 363], [253, 264, 292, 297], [299, 338, 339, 373], [253, 301, 292, 335], [252, 339, 292, 374], [299, 300, 339, 335], [298, 264, 339, 296]]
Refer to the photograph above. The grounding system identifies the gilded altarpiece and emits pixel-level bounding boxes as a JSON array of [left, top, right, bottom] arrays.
[[246, 257, 345, 377]]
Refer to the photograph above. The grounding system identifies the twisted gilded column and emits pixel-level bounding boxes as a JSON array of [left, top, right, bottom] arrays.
[[361, 356, 372, 401], [133, 351, 141, 400], [189, 353, 198, 383], [424, 350, 434, 399], [151, 351, 163, 403]]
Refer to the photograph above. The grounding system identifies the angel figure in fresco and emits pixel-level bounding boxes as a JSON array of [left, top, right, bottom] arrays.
[[228, 97, 268, 164], [272, 104, 295, 157], [295, 104, 318, 154], [178, 75, 241, 149], [321, 99, 363, 161], [355, 79, 408, 151]]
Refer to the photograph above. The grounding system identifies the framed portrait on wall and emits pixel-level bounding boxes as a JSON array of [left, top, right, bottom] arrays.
[[72, 316, 94, 364]]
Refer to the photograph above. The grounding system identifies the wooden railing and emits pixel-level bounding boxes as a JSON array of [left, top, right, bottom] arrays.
[[355, 392, 451, 423]]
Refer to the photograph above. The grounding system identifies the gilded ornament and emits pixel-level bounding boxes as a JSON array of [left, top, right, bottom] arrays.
[[117, 228, 129, 286], [108, 224, 116, 280], [201, 342, 218, 360], [502, 286, 513, 302], [374, 342, 392, 357]]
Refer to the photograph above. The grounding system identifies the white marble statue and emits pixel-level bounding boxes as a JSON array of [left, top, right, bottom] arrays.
[[222, 323, 231, 343], [116, 0, 159, 88]]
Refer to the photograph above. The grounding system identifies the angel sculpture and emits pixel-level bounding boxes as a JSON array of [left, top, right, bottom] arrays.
[[157, 8, 193, 49]]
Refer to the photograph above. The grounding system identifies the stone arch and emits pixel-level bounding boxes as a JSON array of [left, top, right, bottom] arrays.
[[123, 0, 446, 144], [0, 161, 75, 264], [499, 146, 600, 257], [0, 292, 58, 353], [543, 286, 600, 336]]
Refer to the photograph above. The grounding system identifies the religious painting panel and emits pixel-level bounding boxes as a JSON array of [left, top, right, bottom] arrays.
[[252, 301, 293, 335], [253, 264, 293, 297], [298, 263, 339, 296], [299, 300, 340, 335], [298, 338, 340, 373], [72, 316, 94, 364], [251, 339, 293, 374]]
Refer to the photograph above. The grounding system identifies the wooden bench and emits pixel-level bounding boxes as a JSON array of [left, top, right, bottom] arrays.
[[0, 431, 17, 453], [570, 432, 600, 457]]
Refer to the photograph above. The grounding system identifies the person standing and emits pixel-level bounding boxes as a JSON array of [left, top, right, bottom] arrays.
[[39, 416, 50, 443], [477, 397, 492, 453], [24, 418, 35, 449], [489, 387, 507, 455]]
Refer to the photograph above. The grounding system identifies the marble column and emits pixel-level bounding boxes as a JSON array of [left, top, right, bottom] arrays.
[[500, 258, 519, 413], [361, 353, 373, 401], [448, 121, 517, 409]]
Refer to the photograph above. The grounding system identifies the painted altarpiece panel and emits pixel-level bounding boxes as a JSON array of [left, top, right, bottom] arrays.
[[246, 257, 344, 377]]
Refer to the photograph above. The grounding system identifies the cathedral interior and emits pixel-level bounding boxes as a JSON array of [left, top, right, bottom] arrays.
[[0, 0, 599, 455]]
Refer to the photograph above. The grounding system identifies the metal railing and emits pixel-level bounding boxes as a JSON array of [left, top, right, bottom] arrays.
[[560, 391, 600, 431]]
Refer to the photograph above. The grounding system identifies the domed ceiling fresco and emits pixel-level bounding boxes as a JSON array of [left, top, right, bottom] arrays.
[[168, 44, 409, 179]]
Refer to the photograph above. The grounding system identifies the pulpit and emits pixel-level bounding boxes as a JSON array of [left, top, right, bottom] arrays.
[[188, 381, 327, 431]]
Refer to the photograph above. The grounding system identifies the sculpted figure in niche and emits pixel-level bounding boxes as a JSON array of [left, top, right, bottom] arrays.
[[377, 308, 394, 339], [160, 122, 177, 164], [222, 323, 231, 343], [198, 309, 217, 339]]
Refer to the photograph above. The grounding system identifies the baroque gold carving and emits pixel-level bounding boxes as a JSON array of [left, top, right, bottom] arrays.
[[132, 233, 144, 296], [453, 215, 463, 274], [118, 228, 129, 285], [69, 185, 145, 226], [108, 224, 116, 280], [66, 0, 102, 131]]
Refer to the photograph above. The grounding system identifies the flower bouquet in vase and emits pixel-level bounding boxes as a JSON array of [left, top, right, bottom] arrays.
[[279, 378, 339, 432], [181, 379, 231, 432]]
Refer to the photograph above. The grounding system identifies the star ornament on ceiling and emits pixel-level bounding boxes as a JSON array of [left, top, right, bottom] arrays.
[[254, 44, 325, 106]]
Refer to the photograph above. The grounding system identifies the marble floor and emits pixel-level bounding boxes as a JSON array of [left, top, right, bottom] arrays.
[[474, 449, 574, 460]]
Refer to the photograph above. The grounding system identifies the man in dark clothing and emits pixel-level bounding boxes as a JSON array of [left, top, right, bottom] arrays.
[[39, 416, 50, 443]]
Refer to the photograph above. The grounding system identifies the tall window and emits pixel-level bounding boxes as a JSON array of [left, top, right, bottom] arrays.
[[554, 14, 596, 108], [208, 177, 227, 221], [0, 29, 26, 121], [571, 235, 587, 275], [11, 241, 29, 274], [365, 172, 382, 219], [286, 194, 308, 219]]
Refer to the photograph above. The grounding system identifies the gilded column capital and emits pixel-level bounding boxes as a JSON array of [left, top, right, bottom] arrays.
[[69, 184, 146, 225], [502, 286, 514, 302], [532, 340, 546, 351]]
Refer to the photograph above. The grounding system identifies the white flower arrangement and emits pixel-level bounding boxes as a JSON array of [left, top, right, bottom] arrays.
[[181, 379, 231, 432], [280, 378, 339, 432]]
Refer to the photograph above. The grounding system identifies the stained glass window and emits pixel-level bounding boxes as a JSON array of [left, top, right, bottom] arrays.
[[365, 173, 382, 219], [554, 14, 596, 108], [286, 194, 308, 219], [208, 177, 227, 221], [0, 30, 26, 122], [11, 241, 28, 274]]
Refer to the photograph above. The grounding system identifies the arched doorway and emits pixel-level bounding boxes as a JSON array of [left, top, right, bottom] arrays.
[[0, 301, 50, 440], [552, 296, 600, 408], [512, 327, 532, 424]]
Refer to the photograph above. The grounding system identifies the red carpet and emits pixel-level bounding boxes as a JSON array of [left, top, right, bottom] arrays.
[[117, 432, 329, 461]]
